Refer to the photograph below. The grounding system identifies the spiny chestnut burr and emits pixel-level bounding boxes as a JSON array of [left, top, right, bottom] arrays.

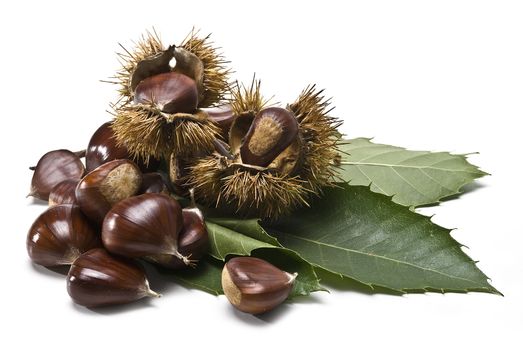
[[85, 121, 160, 172], [222, 257, 297, 315], [187, 82, 342, 219], [114, 30, 230, 108], [26, 204, 101, 267], [67, 248, 160, 308], [139, 172, 170, 195], [75, 159, 142, 224], [146, 205, 208, 269], [134, 71, 199, 114], [48, 179, 78, 206], [101, 193, 193, 266], [240, 107, 299, 168], [28, 150, 85, 201], [111, 30, 228, 162]]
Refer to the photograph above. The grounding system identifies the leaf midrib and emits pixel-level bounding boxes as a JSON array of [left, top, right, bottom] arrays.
[[341, 161, 482, 174], [277, 230, 488, 288]]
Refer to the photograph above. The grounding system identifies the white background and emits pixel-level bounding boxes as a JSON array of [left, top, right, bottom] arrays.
[[1, 1, 521, 349]]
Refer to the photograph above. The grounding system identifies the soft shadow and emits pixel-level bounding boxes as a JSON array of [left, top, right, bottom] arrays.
[[71, 297, 159, 316], [26, 197, 48, 206], [141, 262, 182, 295], [226, 306, 271, 325], [417, 182, 486, 208], [224, 292, 324, 324], [317, 270, 404, 296], [29, 262, 69, 278], [255, 293, 324, 323]]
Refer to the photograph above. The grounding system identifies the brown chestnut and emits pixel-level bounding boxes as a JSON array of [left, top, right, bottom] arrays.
[[134, 71, 198, 114], [240, 107, 299, 167], [85, 122, 160, 172], [26, 204, 101, 267], [86, 122, 130, 172], [75, 159, 142, 224], [48, 179, 78, 206], [222, 257, 297, 314], [28, 150, 85, 201], [102, 193, 193, 266], [67, 248, 160, 308], [146, 206, 208, 269]]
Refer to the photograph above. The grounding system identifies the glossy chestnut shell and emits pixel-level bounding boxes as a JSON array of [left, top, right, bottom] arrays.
[[86, 122, 129, 172], [222, 256, 296, 314], [85, 122, 160, 173], [67, 248, 160, 308], [101, 193, 190, 264], [75, 159, 143, 224], [134, 71, 198, 114], [29, 150, 85, 201], [240, 107, 299, 167], [48, 179, 78, 206], [146, 207, 208, 269], [26, 204, 100, 266]]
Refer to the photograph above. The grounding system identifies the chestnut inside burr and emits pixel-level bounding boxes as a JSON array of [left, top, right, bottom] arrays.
[[134, 71, 199, 114]]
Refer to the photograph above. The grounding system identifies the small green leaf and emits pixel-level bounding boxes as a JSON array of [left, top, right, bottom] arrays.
[[205, 220, 324, 297], [268, 184, 500, 294], [207, 218, 281, 246], [338, 138, 488, 207]]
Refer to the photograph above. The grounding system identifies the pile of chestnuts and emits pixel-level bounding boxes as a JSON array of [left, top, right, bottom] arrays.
[[27, 120, 297, 314], [25, 28, 343, 315]]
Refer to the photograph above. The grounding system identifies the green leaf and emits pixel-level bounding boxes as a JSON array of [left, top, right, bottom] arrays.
[[205, 220, 324, 297], [268, 184, 500, 294], [168, 256, 225, 295], [208, 218, 281, 246], [338, 138, 488, 207]]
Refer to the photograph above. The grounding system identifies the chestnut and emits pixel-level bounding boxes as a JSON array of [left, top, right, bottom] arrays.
[[146, 206, 208, 269], [48, 179, 78, 206], [26, 204, 101, 267], [75, 159, 143, 224], [28, 149, 85, 201], [101, 193, 193, 266], [67, 248, 160, 308], [85, 121, 160, 172], [85, 122, 130, 172], [222, 257, 297, 314], [240, 107, 299, 167], [134, 71, 199, 114]]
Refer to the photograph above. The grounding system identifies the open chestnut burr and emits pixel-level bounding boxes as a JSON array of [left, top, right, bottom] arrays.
[[67, 248, 160, 308], [101, 193, 194, 266]]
